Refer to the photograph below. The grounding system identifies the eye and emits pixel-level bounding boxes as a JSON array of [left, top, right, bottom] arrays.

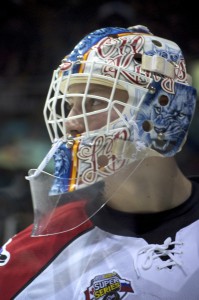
[[89, 98, 102, 107], [85, 97, 108, 111], [177, 112, 186, 119], [66, 98, 74, 110], [66, 102, 73, 111], [154, 105, 161, 114]]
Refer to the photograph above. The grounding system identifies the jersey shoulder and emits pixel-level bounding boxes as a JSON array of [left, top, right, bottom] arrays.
[[0, 200, 94, 300]]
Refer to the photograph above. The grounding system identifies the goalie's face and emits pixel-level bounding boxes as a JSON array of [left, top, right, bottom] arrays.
[[65, 83, 129, 136]]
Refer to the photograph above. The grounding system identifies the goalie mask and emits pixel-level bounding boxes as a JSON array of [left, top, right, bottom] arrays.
[[27, 25, 197, 236]]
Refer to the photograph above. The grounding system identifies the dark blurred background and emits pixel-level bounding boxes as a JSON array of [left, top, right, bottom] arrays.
[[0, 0, 199, 244]]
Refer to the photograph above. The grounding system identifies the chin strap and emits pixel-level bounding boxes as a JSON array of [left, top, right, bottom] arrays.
[[25, 137, 80, 195], [25, 138, 64, 180]]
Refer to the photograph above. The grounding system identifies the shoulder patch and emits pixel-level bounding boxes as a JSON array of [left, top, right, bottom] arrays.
[[84, 271, 134, 299]]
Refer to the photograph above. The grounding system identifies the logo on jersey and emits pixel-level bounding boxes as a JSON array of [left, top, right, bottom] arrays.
[[0, 239, 12, 266], [84, 272, 134, 300]]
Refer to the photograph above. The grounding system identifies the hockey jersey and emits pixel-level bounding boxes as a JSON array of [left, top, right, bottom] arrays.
[[1, 177, 199, 300]]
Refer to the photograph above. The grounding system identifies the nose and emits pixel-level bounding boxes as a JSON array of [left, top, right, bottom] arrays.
[[65, 106, 85, 136], [154, 126, 167, 134]]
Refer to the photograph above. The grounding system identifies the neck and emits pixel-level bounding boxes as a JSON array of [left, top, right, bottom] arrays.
[[105, 157, 192, 213]]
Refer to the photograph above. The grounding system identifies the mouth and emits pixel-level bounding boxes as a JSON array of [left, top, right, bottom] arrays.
[[152, 139, 176, 153]]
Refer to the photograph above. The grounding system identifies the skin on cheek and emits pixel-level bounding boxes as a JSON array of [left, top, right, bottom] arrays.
[[86, 106, 124, 131], [87, 113, 108, 131]]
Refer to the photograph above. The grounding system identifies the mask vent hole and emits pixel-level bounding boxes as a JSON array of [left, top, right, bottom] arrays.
[[109, 34, 118, 38], [152, 40, 162, 47], [134, 53, 142, 64], [98, 155, 109, 168], [159, 95, 169, 106], [142, 120, 152, 132]]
